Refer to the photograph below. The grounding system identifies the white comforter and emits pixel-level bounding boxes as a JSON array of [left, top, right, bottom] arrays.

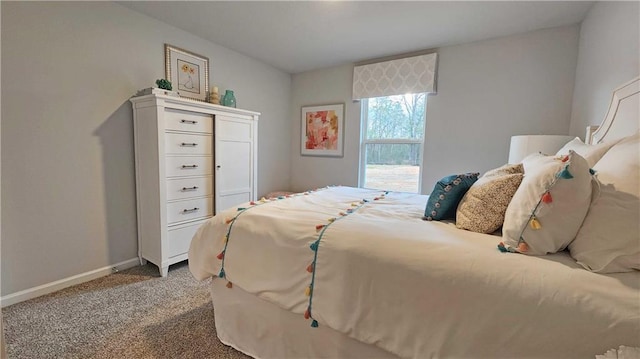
[[189, 186, 640, 359]]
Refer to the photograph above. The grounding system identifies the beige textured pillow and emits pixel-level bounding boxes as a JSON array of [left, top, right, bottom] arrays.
[[456, 164, 524, 233]]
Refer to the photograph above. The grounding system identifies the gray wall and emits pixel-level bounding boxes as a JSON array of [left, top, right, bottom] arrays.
[[290, 65, 360, 190], [290, 26, 580, 194], [1, 2, 291, 295], [569, 1, 640, 137]]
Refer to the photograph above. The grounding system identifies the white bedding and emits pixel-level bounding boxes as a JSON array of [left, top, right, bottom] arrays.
[[189, 186, 640, 358]]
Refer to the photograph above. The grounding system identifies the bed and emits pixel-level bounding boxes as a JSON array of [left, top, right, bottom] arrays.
[[189, 78, 640, 359]]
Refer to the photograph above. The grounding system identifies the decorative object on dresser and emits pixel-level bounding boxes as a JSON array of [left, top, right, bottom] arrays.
[[507, 135, 574, 164], [130, 93, 259, 276], [164, 44, 209, 102], [301, 103, 345, 157], [222, 89, 236, 107], [155, 78, 173, 90], [209, 86, 220, 105], [136, 87, 180, 98]]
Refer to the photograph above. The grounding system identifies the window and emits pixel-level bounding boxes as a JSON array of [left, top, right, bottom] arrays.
[[359, 93, 426, 193]]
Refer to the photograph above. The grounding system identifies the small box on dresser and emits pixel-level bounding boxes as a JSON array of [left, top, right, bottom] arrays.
[[130, 94, 259, 276]]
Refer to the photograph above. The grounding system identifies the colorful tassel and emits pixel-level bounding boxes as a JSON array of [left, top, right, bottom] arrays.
[[315, 224, 325, 231], [250, 201, 256, 205], [497, 242, 508, 253], [363, 199, 369, 203], [278, 196, 284, 200], [339, 212, 346, 216], [351, 203, 358, 207], [530, 217, 542, 230], [226, 281, 233, 288], [218, 268, 225, 278], [328, 218, 336, 223], [374, 197, 380, 201], [216, 251, 225, 260], [223, 235, 229, 243], [237, 207, 246, 211], [310, 241, 319, 251], [346, 209, 353, 213], [306, 263, 314, 273], [305, 286, 312, 296], [558, 165, 574, 179], [518, 242, 529, 253], [561, 155, 569, 163], [225, 218, 233, 224], [541, 192, 553, 204], [304, 308, 310, 319], [311, 320, 319, 328], [589, 168, 596, 175]]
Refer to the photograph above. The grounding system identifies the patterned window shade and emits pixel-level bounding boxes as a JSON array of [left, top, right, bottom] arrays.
[[352, 53, 437, 100]]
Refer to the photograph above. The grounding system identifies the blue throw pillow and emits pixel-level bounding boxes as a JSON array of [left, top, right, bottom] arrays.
[[424, 172, 479, 221]]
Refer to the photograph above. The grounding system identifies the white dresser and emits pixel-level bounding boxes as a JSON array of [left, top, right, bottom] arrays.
[[130, 94, 259, 276]]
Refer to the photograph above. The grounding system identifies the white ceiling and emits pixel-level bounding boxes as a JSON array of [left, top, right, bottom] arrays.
[[119, 1, 594, 74]]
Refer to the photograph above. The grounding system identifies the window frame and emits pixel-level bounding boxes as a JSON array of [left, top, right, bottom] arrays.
[[358, 96, 426, 193]]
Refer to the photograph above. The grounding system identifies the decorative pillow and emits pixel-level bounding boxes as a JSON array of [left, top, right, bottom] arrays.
[[423, 173, 479, 221], [456, 164, 524, 233], [556, 137, 619, 168], [500, 151, 593, 255], [569, 132, 640, 273]]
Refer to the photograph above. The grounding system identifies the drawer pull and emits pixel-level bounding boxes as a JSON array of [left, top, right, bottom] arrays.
[[180, 119, 198, 124], [181, 186, 199, 191], [181, 165, 198, 169], [182, 207, 199, 213], [180, 142, 198, 147]]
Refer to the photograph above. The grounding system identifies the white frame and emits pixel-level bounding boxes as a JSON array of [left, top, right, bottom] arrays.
[[165, 44, 209, 102], [587, 77, 639, 144], [301, 104, 345, 157], [358, 97, 426, 194]]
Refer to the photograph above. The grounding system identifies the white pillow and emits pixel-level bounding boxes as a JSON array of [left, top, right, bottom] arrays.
[[569, 132, 640, 273], [501, 151, 593, 255], [555, 137, 618, 168]]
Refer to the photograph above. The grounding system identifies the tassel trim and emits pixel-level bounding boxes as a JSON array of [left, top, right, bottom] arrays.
[[529, 217, 542, 230], [217, 188, 328, 294], [303, 190, 389, 327]]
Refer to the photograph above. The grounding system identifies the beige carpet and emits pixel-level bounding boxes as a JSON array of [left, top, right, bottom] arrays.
[[2, 262, 251, 359]]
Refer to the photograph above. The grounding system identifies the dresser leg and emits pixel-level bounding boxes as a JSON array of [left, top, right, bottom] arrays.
[[160, 266, 169, 277]]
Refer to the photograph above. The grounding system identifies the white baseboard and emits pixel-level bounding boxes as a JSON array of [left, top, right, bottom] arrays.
[[1, 258, 140, 308]]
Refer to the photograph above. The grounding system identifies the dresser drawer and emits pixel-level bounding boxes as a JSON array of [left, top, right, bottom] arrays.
[[164, 132, 212, 155], [167, 223, 201, 258], [166, 176, 213, 201], [164, 109, 212, 134], [167, 197, 213, 225], [165, 156, 213, 177]]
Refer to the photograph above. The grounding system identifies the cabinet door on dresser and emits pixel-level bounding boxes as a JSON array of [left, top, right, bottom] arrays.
[[215, 114, 257, 213]]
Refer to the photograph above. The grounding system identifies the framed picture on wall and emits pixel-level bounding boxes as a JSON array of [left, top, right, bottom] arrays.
[[165, 44, 209, 101], [301, 103, 345, 157]]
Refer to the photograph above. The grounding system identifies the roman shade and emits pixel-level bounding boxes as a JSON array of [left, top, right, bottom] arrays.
[[352, 53, 437, 100]]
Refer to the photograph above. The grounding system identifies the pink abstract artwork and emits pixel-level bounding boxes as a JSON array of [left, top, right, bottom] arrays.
[[305, 110, 339, 150]]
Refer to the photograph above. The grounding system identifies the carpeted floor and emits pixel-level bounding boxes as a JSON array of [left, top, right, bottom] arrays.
[[2, 262, 251, 359]]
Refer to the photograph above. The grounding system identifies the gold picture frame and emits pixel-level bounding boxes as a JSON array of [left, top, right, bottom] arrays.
[[165, 44, 209, 101]]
